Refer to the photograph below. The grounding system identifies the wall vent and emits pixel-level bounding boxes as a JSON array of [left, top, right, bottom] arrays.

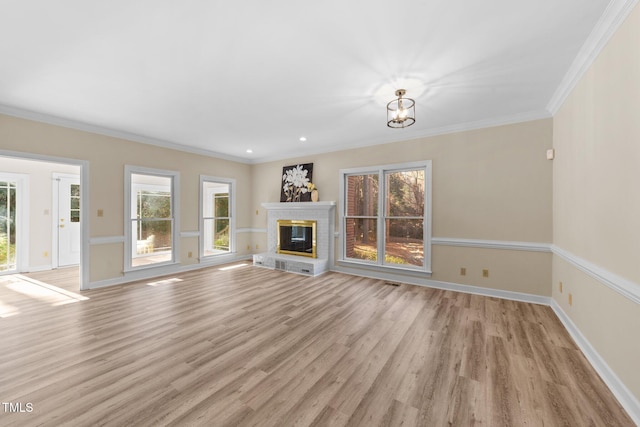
[[275, 260, 286, 271]]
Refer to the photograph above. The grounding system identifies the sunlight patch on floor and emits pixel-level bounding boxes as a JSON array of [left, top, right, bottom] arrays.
[[147, 278, 184, 287], [0, 300, 20, 317], [2, 274, 89, 307], [218, 263, 248, 271]]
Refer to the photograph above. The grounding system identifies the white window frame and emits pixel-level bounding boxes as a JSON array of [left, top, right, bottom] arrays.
[[124, 165, 180, 272], [339, 160, 432, 274], [200, 175, 235, 260]]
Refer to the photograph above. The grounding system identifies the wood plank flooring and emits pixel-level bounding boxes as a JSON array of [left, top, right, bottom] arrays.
[[0, 263, 634, 426]]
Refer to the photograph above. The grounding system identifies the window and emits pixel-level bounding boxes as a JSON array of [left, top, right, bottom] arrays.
[[125, 167, 179, 270], [340, 161, 431, 273], [201, 176, 235, 258], [69, 184, 80, 223]]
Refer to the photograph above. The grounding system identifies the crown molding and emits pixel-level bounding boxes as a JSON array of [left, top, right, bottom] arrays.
[[249, 110, 552, 164], [547, 0, 640, 114], [0, 104, 252, 164]]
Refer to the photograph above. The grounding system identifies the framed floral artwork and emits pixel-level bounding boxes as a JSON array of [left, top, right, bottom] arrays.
[[281, 163, 313, 202]]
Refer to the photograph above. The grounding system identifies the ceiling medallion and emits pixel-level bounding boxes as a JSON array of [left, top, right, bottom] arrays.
[[386, 89, 415, 128]]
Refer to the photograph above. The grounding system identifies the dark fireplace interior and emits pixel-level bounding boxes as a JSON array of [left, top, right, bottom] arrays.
[[277, 220, 316, 258]]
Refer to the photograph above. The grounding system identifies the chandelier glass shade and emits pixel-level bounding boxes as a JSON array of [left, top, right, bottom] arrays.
[[386, 89, 415, 128]]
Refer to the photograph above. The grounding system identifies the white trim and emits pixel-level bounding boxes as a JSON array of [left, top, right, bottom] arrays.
[[432, 237, 552, 253], [551, 300, 640, 425], [90, 235, 125, 245], [26, 264, 53, 273], [180, 231, 200, 238], [0, 104, 251, 165], [332, 264, 550, 305], [552, 245, 640, 304], [86, 254, 251, 290], [547, 0, 640, 114]]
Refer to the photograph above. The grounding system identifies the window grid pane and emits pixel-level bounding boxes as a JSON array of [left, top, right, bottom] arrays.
[[385, 169, 425, 217], [346, 174, 379, 216], [345, 218, 377, 262], [384, 218, 424, 267], [202, 181, 233, 256]]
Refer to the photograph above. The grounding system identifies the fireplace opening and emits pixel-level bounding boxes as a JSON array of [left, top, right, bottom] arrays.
[[277, 219, 317, 258]]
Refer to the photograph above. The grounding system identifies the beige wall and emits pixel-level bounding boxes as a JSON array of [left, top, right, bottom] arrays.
[[252, 119, 553, 296], [0, 114, 253, 283], [553, 3, 640, 403]]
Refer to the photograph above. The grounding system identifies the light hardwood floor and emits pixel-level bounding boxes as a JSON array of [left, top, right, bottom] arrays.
[[0, 263, 634, 426]]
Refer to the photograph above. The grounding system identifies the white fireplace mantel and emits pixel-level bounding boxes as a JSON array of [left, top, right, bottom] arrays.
[[261, 201, 336, 210], [254, 201, 336, 276]]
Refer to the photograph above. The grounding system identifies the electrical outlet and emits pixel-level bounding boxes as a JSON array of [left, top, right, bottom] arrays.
[[568, 293, 573, 306], [246, 244, 250, 250], [97, 209, 104, 217], [188, 251, 192, 258], [256, 209, 259, 215], [255, 244, 259, 249], [43, 251, 48, 257], [482, 269, 489, 278], [559, 281, 563, 293], [460, 267, 466, 276]]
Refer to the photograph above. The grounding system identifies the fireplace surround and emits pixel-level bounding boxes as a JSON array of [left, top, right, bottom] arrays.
[[277, 219, 317, 258], [253, 201, 335, 276]]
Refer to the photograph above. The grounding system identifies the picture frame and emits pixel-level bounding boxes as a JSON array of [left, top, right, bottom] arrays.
[[280, 163, 313, 202]]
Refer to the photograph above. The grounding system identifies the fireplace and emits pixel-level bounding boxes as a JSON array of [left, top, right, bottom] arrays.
[[277, 219, 316, 258], [254, 201, 335, 276]]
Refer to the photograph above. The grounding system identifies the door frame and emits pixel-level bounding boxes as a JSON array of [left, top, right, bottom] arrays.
[[0, 150, 89, 290], [52, 173, 81, 268], [0, 172, 29, 274]]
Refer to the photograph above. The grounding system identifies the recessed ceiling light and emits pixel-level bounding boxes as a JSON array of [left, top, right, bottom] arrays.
[[246, 149, 253, 153], [299, 137, 307, 142]]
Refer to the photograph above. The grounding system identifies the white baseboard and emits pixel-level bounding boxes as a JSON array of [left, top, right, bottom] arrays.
[[26, 264, 54, 273], [332, 264, 551, 306], [550, 300, 640, 425], [86, 254, 251, 290]]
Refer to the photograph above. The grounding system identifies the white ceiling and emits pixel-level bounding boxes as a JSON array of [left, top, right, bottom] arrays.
[[0, 0, 616, 163]]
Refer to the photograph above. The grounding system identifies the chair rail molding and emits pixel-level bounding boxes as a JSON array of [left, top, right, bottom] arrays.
[[432, 237, 552, 253], [551, 245, 640, 304]]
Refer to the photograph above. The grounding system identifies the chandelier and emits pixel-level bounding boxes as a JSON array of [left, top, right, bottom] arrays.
[[386, 89, 415, 128]]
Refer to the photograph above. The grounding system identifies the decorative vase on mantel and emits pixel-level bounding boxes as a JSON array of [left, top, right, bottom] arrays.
[[311, 189, 319, 202]]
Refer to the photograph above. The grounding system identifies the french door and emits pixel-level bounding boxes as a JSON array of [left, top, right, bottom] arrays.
[[55, 174, 81, 267]]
